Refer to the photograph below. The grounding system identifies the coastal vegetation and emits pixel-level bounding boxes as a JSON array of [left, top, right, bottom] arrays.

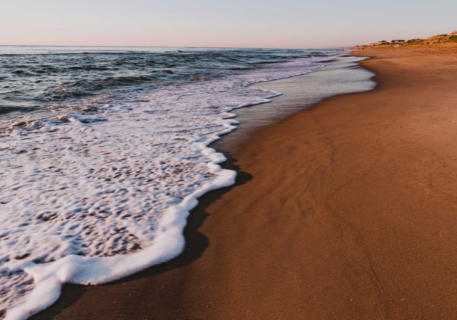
[[353, 30, 457, 49]]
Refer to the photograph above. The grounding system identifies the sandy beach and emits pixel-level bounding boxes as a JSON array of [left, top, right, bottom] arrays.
[[32, 44, 457, 319]]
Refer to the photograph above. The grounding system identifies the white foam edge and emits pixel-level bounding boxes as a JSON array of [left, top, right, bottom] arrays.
[[5, 65, 324, 320], [4, 93, 281, 320]]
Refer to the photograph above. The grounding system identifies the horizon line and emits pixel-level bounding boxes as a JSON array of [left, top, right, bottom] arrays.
[[0, 44, 346, 50]]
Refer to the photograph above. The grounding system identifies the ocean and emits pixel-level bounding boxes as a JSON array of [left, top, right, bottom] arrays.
[[0, 46, 342, 318]]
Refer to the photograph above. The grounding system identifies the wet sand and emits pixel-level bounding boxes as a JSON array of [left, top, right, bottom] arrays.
[[32, 44, 457, 319]]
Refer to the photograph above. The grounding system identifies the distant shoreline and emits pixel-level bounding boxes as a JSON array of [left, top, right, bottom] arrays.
[[353, 29, 457, 49]]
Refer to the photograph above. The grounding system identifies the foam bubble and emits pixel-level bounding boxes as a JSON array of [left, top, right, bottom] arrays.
[[0, 56, 332, 319]]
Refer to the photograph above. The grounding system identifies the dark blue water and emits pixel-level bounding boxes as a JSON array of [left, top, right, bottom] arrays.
[[0, 46, 335, 115]]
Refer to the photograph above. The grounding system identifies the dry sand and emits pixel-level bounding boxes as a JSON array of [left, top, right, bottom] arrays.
[[33, 44, 457, 319]]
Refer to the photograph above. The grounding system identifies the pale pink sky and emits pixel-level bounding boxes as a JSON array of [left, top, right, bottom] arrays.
[[1, 0, 456, 48]]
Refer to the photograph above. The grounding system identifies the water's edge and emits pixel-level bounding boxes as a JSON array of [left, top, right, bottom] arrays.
[[3, 57, 333, 320], [1, 52, 334, 319], [28, 54, 376, 320]]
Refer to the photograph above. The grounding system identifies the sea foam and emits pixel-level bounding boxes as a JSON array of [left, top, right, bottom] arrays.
[[0, 55, 333, 319]]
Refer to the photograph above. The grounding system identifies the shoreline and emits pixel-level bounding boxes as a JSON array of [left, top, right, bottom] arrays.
[[219, 55, 374, 147], [1, 51, 333, 319], [28, 54, 368, 320], [33, 44, 457, 319]]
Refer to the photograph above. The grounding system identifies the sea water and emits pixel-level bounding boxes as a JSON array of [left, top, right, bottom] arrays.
[[0, 46, 340, 319]]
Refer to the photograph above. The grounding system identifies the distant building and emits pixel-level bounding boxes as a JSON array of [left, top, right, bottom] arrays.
[[391, 40, 405, 44], [376, 40, 389, 45]]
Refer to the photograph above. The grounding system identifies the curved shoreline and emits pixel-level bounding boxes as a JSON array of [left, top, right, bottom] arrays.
[[28, 55, 378, 319], [2, 55, 332, 319], [30, 45, 457, 319]]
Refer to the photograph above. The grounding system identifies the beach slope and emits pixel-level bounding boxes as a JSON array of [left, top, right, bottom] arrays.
[[33, 44, 457, 319]]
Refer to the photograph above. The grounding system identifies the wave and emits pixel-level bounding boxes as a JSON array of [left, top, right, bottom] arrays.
[[0, 106, 37, 115], [0, 48, 338, 111]]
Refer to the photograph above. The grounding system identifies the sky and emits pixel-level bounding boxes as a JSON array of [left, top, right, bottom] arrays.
[[1, 0, 456, 49]]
